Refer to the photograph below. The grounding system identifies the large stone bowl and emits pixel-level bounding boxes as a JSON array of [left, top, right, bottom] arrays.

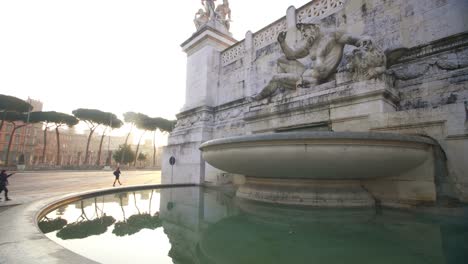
[[199, 132, 435, 179], [199, 132, 436, 207]]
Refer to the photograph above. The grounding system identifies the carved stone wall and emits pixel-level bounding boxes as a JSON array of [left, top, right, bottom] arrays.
[[168, 0, 468, 200], [216, 0, 468, 108], [389, 33, 468, 111]]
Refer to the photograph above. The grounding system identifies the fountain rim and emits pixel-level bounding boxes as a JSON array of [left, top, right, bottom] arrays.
[[199, 131, 437, 150]]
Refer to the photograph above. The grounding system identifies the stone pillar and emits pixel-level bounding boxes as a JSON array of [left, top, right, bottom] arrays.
[[244, 31, 254, 98], [181, 27, 237, 111], [162, 27, 237, 185]]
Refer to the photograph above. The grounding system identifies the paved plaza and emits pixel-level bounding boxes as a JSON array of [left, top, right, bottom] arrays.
[[0, 170, 161, 209]]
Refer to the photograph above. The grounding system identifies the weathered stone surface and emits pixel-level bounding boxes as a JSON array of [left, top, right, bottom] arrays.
[[164, 0, 468, 206]]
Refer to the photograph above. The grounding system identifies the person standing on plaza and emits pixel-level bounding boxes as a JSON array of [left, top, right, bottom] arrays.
[[0, 170, 15, 201], [113, 167, 122, 187]]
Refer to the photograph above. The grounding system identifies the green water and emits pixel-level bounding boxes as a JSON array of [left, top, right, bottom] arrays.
[[39, 186, 468, 264]]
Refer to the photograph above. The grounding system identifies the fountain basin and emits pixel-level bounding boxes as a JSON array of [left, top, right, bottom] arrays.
[[200, 132, 435, 180]]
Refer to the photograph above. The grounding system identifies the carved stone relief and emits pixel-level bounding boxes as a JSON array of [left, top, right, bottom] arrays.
[[215, 108, 244, 122], [250, 23, 374, 101], [174, 112, 214, 130], [343, 37, 387, 81], [389, 50, 468, 82]]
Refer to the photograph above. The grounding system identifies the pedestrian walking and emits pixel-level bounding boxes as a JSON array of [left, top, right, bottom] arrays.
[[113, 167, 122, 187], [0, 170, 15, 201]]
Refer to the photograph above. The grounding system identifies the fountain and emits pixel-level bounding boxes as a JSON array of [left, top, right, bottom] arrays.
[[163, 0, 467, 208], [200, 132, 436, 207]]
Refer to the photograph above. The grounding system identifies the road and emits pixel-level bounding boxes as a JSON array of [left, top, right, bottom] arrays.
[[0, 170, 161, 208]]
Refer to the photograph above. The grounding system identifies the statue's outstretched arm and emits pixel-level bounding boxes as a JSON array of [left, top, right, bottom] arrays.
[[278, 32, 309, 60]]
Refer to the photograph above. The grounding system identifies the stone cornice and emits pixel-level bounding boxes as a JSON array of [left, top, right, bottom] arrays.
[[181, 26, 237, 54], [176, 105, 214, 119], [396, 32, 468, 64], [244, 80, 399, 122]]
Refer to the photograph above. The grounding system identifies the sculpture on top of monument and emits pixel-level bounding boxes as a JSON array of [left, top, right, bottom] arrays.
[[194, 0, 232, 33], [202, 0, 217, 20], [194, 9, 209, 30], [250, 23, 387, 101], [215, 0, 232, 31]]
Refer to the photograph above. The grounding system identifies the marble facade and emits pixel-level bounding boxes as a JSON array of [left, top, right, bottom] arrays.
[[163, 0, 468, 207]]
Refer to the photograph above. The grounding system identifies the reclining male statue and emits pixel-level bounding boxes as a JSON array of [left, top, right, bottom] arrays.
[[250, 23, 361, 101]]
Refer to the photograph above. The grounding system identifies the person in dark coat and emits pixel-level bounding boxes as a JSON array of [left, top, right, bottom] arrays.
[[113, 167, 122, 187], [0, 170, 14, 201]]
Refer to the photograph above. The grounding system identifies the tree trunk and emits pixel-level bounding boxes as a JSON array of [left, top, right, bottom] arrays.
[[133, 192, 140, 214], [84, 128, 96, 165], [133, 131, 145, 167], [153, 131, 157, 167], [121, 125, 133, 164], [96, 128, 107, 166], [55, 126, 61, 166], [106, 128, 113, 166], [149, 190, 154, 215], [5, 124, 26, 166], [0, 111, 6, 131], [41, 125, 49, 164]]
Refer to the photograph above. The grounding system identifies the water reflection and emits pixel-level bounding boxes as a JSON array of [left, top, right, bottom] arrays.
[[40, 187, 468, 264]]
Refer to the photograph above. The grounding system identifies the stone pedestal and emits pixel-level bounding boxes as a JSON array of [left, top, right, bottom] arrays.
[[237, 178, 375, 207], [244, 79, 399, 133], [162, 26, 236, 185], [180, 27, 237, 111]]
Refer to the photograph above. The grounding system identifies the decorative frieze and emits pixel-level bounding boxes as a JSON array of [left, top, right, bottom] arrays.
[[396, 33, 468, 64], [174, 107, 214, 131], [215, 108, 245, 122]]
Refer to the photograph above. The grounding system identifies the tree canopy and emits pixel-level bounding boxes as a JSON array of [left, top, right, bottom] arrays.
[[29, 111, 79, 127], [113, 144, 136, 165], [141, 117, 176, 132], [112, 213, 162, 237], [0, 94, 32, 113], [73, 108, 122, 165], [137, 152, 147, 162], [56, 216, 116, 240], [72, 108, 115, 126], [110, 118, 124, 129], [123, 112, 148, 125], [2, 111, 26, 123]]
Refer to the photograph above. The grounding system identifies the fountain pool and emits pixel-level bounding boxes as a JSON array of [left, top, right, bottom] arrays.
[[38, 186, 468, 264]]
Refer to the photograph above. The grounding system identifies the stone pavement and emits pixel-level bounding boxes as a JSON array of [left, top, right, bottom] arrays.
[[0, 170, 161, 208]]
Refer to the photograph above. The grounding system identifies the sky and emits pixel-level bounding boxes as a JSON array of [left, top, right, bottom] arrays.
[[0, 0, 308, 143]]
